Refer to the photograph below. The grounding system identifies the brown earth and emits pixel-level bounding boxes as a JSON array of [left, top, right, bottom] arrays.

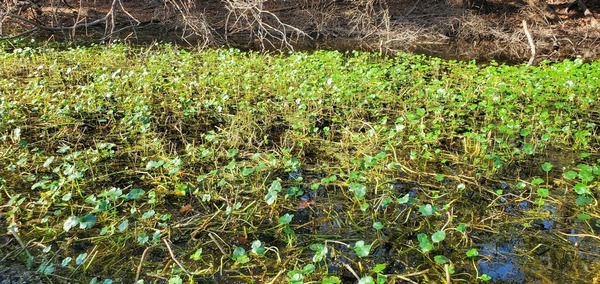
[[1, 0, 600, 61]]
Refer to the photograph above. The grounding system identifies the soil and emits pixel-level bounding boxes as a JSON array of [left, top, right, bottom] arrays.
[[2, 0, 599, 63], [0, 235, 45, 284]]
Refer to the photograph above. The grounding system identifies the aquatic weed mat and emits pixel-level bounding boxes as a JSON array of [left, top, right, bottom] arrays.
[[0, 43, 599, 283]]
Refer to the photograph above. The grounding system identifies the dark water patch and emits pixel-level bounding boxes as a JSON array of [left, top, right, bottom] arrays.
[[477, 239, 527, 283]]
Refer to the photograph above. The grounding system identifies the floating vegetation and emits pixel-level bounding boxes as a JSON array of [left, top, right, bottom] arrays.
[[0, 42, 599, 283]]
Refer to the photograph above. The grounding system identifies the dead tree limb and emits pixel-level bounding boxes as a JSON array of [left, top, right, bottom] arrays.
[[522, 20, 536, 66]]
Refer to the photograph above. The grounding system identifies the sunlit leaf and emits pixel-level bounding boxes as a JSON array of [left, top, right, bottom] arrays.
[[79, 214, 97, 229], [353, 240, 371, 257], [63, 216, 79, 232], [434, 255, 449, 264], [431, 230, 446, 243]]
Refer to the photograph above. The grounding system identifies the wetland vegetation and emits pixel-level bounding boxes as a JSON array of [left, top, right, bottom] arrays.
[[0, 41, 599, 283]]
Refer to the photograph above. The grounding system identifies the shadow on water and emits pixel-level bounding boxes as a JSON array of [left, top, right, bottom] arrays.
[[472, 199, 600, 283]]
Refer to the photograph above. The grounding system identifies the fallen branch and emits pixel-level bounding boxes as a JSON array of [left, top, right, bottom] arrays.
[[5, 11, 109, 31], [522, 20, 535, 66], [0, 27, 39, 40], [162, 238, 190, 275]]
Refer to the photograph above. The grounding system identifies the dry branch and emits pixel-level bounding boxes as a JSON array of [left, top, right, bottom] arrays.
[[522, 20, 536, 65]]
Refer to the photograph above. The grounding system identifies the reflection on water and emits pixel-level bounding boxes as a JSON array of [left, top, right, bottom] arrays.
[[477, 240, 526, 283]]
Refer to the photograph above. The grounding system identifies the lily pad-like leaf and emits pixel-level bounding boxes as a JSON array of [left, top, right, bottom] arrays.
[[251, 240, 265, 255], [125, 188, 145, 201], [79, 214, 97, 229], [118, 219, 129, 232], [466, 248, 479, 257], [75, 253, 87, 265], [349, 183, 367, 199], [434, 255, 449, 264], [431, 230, 446, 243], [278, 213, 294, 225], [574, 183, 590, 195], [353, 240, 371, 257], [419, 204, 434, 216], [232, 246, 249, 264], [63, 216, 79, 232]]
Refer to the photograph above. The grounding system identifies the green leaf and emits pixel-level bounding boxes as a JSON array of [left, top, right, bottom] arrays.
[[537, 188, 549, 198], [232, 246, 249, 264], [466, 248, 479, 257], [137, 234, 149, 245], [125, 188, 145, 200], [269, 180, 282, 192], [435, 174, 444, 182], [373, 264, 386, 273], [278, 213, 293, 225], [531, 178, 545, 185], [79, 214, 97, 229], [396, 194, 409, 204], [145, 160, 164, 170], [431, 230, 446, 243], [265, 191, 278, 205], [75, 253, 88, 265], [241, 167, 254, 177], [575, 195, 593, 206], [541, 162, 553, 172], [563, 171, 578, 179], [574, 183, 591, 195], [419, 204, 434, 216], [479, 274, 492, 281], [578, 170, 595, 183], [61, 257, 72, 267], [62, 192, 72, 202], [373, 222, 383, 230], [142, 210, 155, 219], [322, 276, 341, 284], [287, 270, 303, 284], [251, 240, 265, 255], [302, 264, 315, 274], [434, 255, 449, 264], [417, 233, 433, 252], [577, 213, 591, 220], [349, 183, 367, 199], [456, 224, 467, 233], [523, 143, 534, 155], [63, 216, 79, 232], [227, 149, 239, 158], [358, 276, 375, 284], [168, 276, 182, 284], [360, 202, 370, 211], [310, 243, 328, 262], [118, 219, 129, 232], [353, 240, 371, 257], [190, 248, 203, 260]]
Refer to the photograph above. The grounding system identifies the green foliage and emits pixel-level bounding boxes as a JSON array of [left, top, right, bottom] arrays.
[[0, 43, 598, 283], [353, 240, 372, 257]]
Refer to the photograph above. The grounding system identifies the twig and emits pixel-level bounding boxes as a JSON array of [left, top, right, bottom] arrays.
[[266, 269, 285, 284], [0, 27, 39, 40], [5, 12, 109, 31], [341, 262, 360, 281], [445, 264, 452, 284], [558, 232, 600, 241], [7, 224, 33, 260], [162, 238, 190, 275], [135, 246, 152, 282], [208, 232, 228, 256], [397, 275, 419, 284], [522, 20, 536, 66]]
